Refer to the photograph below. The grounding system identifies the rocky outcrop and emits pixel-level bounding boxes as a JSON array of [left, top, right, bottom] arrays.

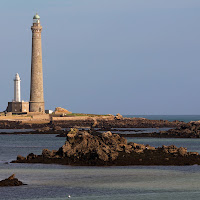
[[52, 126, 62, 131], [0, 117, 185, 130], [141, 122, 200, 138], [0, 174, 25, 187], [0, 120, 52, 129], [164, 122, 200, 138], [36, 126, 51, 132], [114, 113, 123, 120], [54, 107, 72, 115], [12, 130, 200, 166], [52, 117, 184, 129]]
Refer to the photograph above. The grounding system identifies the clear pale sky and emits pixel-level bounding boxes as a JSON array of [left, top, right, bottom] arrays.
[[0, 0, 200, 115]]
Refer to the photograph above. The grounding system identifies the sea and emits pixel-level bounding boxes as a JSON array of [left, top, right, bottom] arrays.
[[1, 115, 200, 200], [124, 115, 200, 122]]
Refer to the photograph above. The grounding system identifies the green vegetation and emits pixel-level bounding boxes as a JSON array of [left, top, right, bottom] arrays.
[[66, 113, 111, 117], [51, 113, 111, 117]]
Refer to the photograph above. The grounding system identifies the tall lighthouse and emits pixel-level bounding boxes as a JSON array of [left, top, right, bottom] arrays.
[[29, 13, 45, 112], [14, 73, 21, 102]]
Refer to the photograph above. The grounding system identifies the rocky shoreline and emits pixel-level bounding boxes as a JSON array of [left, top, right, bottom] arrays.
[[0, 117, 185, 129], [12, 129, 200, 166], [1, 121, 199, 140], [0, 117, 186, 138], [51, 117, 184, 129], [134, 122, 200, 138]]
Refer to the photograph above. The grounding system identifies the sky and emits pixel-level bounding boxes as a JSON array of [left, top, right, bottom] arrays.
[[0, 0, 200, 115]]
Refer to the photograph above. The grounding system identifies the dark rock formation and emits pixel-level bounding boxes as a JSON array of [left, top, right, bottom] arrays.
[[161, 122, 200, 138], [36, 126, 51, 132], [114, 113, 123, 120], [140, 122, 200, 138], [12, 129, 200, 166], [52, 118, 184, 129], [0, 116, 185, 131], [0, 120, 52, 129], [52, 126, 62, 131], [0, 174, 25, 187]]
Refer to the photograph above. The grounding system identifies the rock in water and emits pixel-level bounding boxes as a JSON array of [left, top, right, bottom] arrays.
[[12, 129, 200, 166], [8, 174, 15, 180], [0, 174, 25, 187], [158, 122, 200, 138]]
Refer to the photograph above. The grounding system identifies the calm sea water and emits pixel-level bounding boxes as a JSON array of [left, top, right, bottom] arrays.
[[124, 115, 200, 122], [1, 115, 200, 200]]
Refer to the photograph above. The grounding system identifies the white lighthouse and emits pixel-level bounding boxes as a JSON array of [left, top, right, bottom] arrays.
[[13, 73, 21, 102], [7, 73, 29, 113]]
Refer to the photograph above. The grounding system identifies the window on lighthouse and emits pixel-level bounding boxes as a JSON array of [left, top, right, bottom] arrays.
[[33, 19, 40, 23]]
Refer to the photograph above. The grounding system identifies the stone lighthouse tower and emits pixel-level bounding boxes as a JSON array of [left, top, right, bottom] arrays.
[[29, 13, 45, 112]]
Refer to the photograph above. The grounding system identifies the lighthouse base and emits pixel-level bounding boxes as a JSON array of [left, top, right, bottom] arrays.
[[7, 102, 29, 113], [29, 102, 45, 113]]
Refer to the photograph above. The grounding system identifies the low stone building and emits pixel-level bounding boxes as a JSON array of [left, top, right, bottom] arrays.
[[7, 101, 29, 113]]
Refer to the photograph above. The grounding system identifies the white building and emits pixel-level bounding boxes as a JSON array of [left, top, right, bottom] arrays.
[[7, 73, 29, 113], [13, 73, 21, 102]]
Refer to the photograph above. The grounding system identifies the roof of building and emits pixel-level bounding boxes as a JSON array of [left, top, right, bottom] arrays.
[[33, 13, 40, 19]]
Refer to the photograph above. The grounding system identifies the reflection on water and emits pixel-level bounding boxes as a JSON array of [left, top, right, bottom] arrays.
[[1, 134, 200, 199]]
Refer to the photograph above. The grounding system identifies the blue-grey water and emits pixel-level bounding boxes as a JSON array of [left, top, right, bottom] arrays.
[[1, 115, 200, 199], [124, 115, 200, 122]]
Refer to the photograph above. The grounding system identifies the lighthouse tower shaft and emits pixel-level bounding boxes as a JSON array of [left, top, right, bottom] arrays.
[[30, 14, 45, 112], [14, 73, 21, 102]]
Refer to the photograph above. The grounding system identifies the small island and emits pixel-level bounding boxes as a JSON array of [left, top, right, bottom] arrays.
[[0, 174, 25, 187], [12, 129, 200, 166], [134, 121, 200, 138]]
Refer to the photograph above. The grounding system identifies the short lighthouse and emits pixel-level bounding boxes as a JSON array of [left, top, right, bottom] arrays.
[[14, 73, 21, 102], [7, 74, 29, 113]]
